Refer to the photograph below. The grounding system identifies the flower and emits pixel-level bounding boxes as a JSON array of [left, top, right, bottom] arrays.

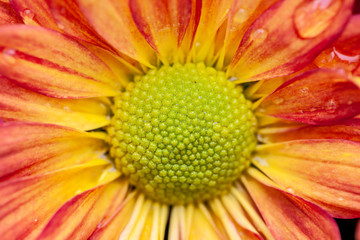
[[0, 0, 359, 239]]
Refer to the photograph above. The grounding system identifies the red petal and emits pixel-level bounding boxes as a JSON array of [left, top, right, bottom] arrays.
[[38, 180, 128, 240], [129, 0, 191, 64], [10, 0, 59, 29], [253, 139, 360, 218], [75, 0, 156, 66], [259, 69, 360, 125], [0, 122, 106, 180], [314, 14, 360, 73], [259, 119, 360, 143], [0, 25, 120, 98], [0, 161, 112, 240], [243, 173, 341, 240], [229, 0, 353, 81], [0, 1, 22, 24]]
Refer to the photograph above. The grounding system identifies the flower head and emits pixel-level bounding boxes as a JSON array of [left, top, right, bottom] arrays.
[[0, 0, 359, 239]]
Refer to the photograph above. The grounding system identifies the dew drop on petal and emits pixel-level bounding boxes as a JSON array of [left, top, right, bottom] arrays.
[[250, 28, 268, 44], [233, 8, 249, 24], [272, 98, 284, 104], [325, 98, 338, 113], [253, 156, 268, 166], [2, 48, 16, 64], [338, 197, 344, 201], [299, 87, 309, 95], [286, 187, 295, 193], [294, 0, 341, 39], [21, 9, 35, 20]]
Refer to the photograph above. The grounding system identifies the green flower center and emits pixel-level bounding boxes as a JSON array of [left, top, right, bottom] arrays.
[[108, 63, 257, 204]]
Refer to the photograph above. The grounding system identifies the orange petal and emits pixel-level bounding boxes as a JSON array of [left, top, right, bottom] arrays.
[[242, 173, 341, 240], [0, 25, 120, 98], [253, 139, 360, 218], [10, 0, 59, 29], [0, 1, 22, 24], [259, 119, 360, 143], [37, 180, 128, 240], [46, 0, 114, 51], [229, 0, 353, 82], [314, 14, 360, 73], [0, 77, 111, 131], [129, 0, 191, 64], [0, 122, 107, 180], [0, 160, 113, 240], [76, 0, 156, 66], [259, 69, 360, 125]]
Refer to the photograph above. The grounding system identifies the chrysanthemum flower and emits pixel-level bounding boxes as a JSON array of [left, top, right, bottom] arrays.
[[0, 0, 360, 239]]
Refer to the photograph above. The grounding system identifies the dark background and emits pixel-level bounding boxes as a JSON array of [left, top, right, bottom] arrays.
[[335, 2, 359, 240]]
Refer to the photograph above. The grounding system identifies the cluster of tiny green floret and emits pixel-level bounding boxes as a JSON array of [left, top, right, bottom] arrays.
[[108, 63, 257, 204]]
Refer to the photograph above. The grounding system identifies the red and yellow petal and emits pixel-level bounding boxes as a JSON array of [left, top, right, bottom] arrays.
[[129, 0, 191, 64], [0, 25, 120, 98], [0, 1, 22, 24], [258, 119, 360, 143], [10, 0, 59, 29], [75, 0, 156, 67], [259, 69, 360, 125], [46, 0, 115, 51], [37, 180, 127, 240], [314, 14, 360, 73], [0, 160, 115, 240], [0, 122, 107, 180], [0, 77, 111, 131], [253, 139, 360, 218], [242, 171, 341, 240], [229, 0, 354, 82]]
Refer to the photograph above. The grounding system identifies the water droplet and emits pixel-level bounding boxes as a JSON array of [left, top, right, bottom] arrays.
[[272, 98, 284, 104], [2, 48, 16, 64], [233, 8, 249, 24], [250, 28, 268, 43], [332, 47, 360, 64], [34, 218, 38, 222], [287, 188, 295, 193], [57, 22, 65, 30], [347, 100, 353, 105], [338, 197, 344, 201], [21, 9, 35, 20], [253, 156, 268, 166], [294, 0, 341, 38], [299, 87, 309, 95], [325, 99, 338, 113], [228, 77, 238, 81]]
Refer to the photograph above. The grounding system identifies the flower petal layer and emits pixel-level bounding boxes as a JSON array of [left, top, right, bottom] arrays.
[[259, 69, 360, 125], [0, 77, 110, 130], [169, 204, 227, 240], [129, 0, 191, 64], [242, 173, 341, 240], [37, 180, 127, 240], [0, 160, 113, 240], [259, 119, 360, 143], [75, 0, 156, 66], [10, 0, 59, 29], [314, 14, 360, 73], [46, 0, 114, 50], [0, 1, 22, 24], [0, 122, 107, 180], [89, 194, 169, 240], [229, 0, 353, 81], [253, 139, 360, 218], [0, 25, 120, 98]]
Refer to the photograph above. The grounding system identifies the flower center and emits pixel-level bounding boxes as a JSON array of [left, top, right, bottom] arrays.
[[108, 63, 257, 204]]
